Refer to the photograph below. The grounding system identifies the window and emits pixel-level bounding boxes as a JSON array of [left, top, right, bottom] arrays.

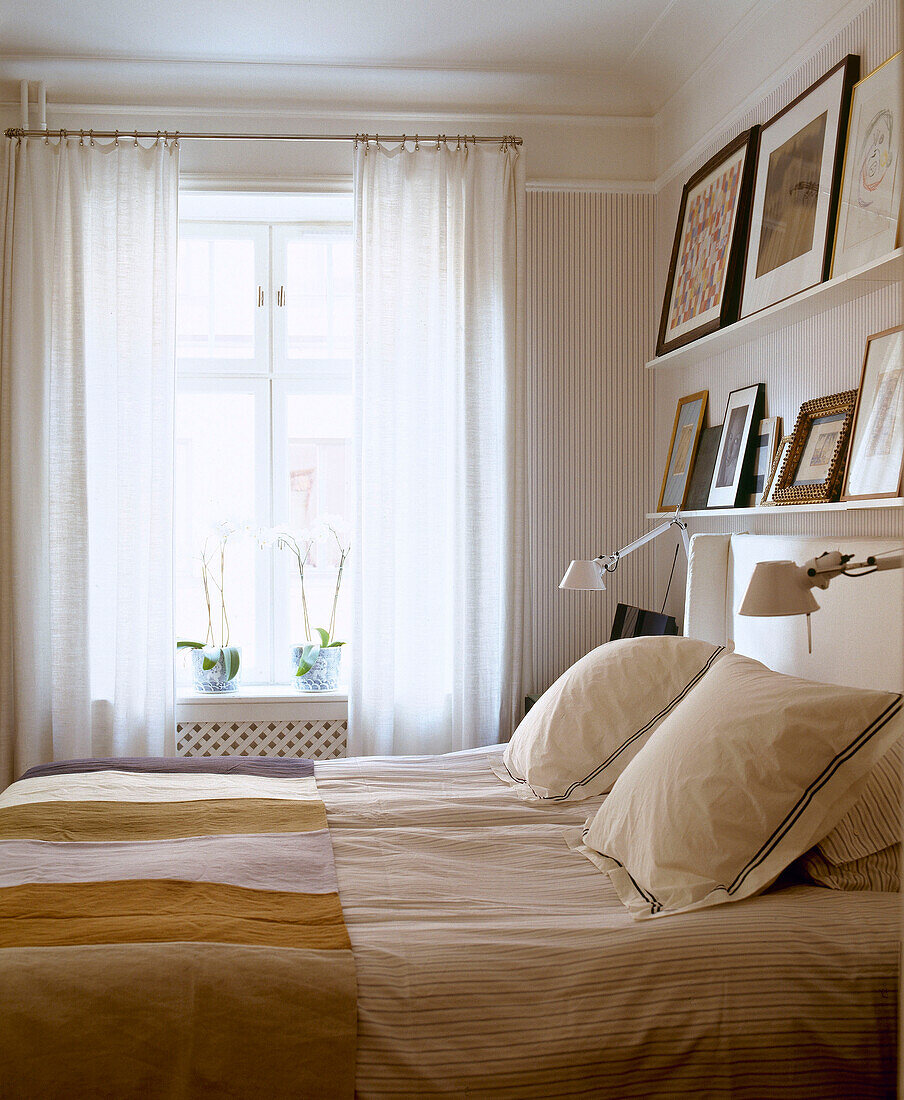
[[174, 194, 354, 684]]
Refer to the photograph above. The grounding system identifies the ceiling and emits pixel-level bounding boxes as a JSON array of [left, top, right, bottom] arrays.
[[0, 0, 785, 117]]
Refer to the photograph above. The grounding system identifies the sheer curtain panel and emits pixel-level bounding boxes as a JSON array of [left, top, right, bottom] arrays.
[[0, 136, 179, 789], [352, 140, 528, 756]]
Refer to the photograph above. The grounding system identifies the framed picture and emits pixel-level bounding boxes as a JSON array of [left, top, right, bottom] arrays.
[[831, 51, 902, 277], [740, 55, 860, 318], [657, 129, 759, 355], [707, 383, 766, 508], [684, 425, 722, 511], [841, 326, 904, 501], [760, 433, 794, 505], [748, 416, 782, 505], [773, 390, 858, 504], [657, 390, 708, 511], [610, 604, 678, 642]]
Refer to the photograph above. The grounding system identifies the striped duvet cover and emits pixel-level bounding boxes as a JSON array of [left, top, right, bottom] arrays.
[[0, 756, 356, 1099], [0, 746, 899, 1098]]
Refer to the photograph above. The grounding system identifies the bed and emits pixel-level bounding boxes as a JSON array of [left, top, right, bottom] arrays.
[[0, 534, 900, 1098]]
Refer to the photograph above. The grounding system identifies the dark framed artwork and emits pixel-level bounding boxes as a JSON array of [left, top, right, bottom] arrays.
[[748, 416, 782, 505], [740, 54, 860, 318], [706, 383, 766, 508], [684, 425, 722, 510], [656, 390, 708, 512], [832, 51, 903, 277], [773, 390, 858, 504], [657, 129, 759, 356], [610, 604, 678, 642], [841, 326, 904, 501]]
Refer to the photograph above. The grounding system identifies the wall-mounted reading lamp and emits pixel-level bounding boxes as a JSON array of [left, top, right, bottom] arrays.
[[559, 515, 690, 591], [739, 549, 904, 651]]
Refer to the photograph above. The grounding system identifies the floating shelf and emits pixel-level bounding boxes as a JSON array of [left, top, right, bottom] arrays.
[[646, 498, 904, 520], [646, 249, 903, 371]]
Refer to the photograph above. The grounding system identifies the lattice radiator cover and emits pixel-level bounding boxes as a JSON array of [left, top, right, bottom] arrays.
[[177, 719, 348, 759]]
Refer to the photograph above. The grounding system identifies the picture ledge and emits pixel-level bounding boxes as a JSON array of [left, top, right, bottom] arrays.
[[647, 497, 904, 520], [646, 248, 903, 372]]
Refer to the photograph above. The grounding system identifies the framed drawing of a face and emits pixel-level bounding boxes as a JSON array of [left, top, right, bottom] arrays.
[[656, 130, 759, 356], [740, 55, 859, 318], [706, 383, 765, 508], [841, 326, 904, 501], [832, 51, 902, 277]]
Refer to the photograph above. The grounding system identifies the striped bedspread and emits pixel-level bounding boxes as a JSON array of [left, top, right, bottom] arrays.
[[0, 756, 356, 1100]]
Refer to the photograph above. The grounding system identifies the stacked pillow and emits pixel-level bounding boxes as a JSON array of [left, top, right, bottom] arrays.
[[797, 739, 901, 892], [502, 637, 902, 919], [496, 635, 727, 800]]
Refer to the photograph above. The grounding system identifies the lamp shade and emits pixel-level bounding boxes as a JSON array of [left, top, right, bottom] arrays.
[[559, 559, 606, 591], [739, 560, 820, 617]]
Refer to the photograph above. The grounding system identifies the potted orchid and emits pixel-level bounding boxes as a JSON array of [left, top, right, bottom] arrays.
[[262, 521, 350, 691], [177, 521, 242, 692]]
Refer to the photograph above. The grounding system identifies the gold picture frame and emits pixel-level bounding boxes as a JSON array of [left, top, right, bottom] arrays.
[[657, 390, 708, 512], [760, 433, 793, 505], [772, 390, 858, 504]]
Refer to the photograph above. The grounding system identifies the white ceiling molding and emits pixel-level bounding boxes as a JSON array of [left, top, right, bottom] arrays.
[[652, 0, 877, 185]]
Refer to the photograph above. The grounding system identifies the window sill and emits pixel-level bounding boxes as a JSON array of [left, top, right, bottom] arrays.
[[177, 684, 348, 704], [176, 685, 349, 723]]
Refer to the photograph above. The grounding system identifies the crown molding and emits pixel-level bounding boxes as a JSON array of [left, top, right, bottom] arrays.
[[652, 0, 876, 188]]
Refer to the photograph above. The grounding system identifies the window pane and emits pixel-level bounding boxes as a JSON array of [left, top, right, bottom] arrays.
[[276, 392, 353, 661], [174, 389, 267, 682], [177, 238, 257, 360], [284, 233, 353, 360]]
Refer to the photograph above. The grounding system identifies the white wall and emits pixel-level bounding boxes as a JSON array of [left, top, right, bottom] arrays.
[[651, 0, 903, 625]]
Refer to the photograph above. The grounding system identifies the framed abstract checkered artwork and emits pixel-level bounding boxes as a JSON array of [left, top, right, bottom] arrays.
[[657, 128, 759, 356]]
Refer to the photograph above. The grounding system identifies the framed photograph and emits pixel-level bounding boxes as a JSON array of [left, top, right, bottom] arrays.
[[841, 326, 904, 501], [610, 604, 678, 642], [760, 434, 794, 505], [773, 390, 858, 504], [684, 425, 722, 511], [657, 390, 708, 511], [740, 55, 860, 318], [748, 416, 782, 505], [831, 51, 902, 277], [657, 129, 759, 355], [707, 383, 766, 508]]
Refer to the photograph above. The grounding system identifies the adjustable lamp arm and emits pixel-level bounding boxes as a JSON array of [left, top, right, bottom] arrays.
[[597, 515, 689, 573]]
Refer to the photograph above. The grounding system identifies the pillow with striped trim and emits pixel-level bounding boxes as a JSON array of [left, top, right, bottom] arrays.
[[495, 636, 726, 801], [573, 653, 903, 920]]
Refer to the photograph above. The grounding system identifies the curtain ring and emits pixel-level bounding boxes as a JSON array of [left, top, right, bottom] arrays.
[[89, 129, 95, 146], [114, 130, 120, 146], [414, 134, 419, 150], [134, 130, 139, 147], [156, 130, 162, 145], [79, 130, 85, 146], [400, 133, 406, 149]]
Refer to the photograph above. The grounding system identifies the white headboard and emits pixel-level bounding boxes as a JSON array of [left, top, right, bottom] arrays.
[[685, 533, 904, 692]]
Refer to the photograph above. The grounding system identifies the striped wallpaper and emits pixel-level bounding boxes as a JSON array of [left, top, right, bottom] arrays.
[[526, 191, 655, 692]]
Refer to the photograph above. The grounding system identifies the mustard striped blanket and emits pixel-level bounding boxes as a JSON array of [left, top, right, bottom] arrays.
[[0, 756, 356, 1099]]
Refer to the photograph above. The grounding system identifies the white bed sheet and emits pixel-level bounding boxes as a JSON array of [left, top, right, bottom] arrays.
[[317, 746, 899, 1099]]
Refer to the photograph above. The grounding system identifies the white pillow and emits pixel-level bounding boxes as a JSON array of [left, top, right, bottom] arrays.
[[574, 653, 903, 920], [496, 636, 726, 801]]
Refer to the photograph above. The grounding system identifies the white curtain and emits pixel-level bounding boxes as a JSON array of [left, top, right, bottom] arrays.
[[0, 135, 179, 789], [351, 139, 528, 757]]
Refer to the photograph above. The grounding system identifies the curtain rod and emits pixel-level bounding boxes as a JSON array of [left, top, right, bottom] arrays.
[[4, 128, 521, 146]]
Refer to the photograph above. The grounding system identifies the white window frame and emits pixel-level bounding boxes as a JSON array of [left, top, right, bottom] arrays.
[[176, 207, 353, 686], [176, 222, 270, 375]]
